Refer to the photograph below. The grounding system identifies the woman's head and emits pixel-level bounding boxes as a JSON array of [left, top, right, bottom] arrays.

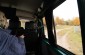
[[0, 11, 8, 29]]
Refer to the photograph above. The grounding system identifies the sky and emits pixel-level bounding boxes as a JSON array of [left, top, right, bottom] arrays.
[[53, 0, 79, 21]]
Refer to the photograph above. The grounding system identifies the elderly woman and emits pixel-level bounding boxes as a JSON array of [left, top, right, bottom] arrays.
[[0, 11, 26, 55]]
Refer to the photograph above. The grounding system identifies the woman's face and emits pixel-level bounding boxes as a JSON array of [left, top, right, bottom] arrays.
[[0, 11, 8, 29]]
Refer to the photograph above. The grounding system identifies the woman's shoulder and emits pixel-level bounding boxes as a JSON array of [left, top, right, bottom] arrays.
[[0, 28, 17, 40]]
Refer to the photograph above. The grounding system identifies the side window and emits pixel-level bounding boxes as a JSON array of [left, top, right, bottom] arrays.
[[42, 17, 48, 38], [53, 0, 83, 55], [20, 19, 29, 29]]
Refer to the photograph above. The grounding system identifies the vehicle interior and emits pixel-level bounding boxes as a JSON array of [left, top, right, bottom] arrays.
[[0, 0, 85, 55]]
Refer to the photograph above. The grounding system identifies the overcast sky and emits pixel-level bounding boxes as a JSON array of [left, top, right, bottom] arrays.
[[53, 0, 79, 21]]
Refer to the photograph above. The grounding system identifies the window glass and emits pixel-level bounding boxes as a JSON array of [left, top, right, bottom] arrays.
[[20, 19, 30, 29], [53, 0, 83, 55], [43, 17, 48, 38]]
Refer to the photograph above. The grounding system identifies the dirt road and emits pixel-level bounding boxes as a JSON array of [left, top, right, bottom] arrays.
[[56, 27, 72, 51]]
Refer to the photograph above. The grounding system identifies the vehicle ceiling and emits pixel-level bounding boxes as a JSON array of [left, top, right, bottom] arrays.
[[0, 0, 65, 20]]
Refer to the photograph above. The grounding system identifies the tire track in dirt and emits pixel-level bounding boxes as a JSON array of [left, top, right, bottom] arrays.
[[56, 27, 72, 50]]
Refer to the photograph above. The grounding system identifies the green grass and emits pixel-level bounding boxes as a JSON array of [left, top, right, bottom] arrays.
[[67, 27, 83, 55]]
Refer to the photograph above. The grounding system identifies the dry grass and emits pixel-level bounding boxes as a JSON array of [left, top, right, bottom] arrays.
[[67, 27, 83, 55], [56, 25, 72, 36], [56, 25, 83, 55], [56, 25, 71, 29]]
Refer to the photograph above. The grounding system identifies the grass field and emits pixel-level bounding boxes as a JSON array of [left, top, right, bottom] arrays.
[[56, 25, 72, 29], [57, 29, 69, 36], [56, 25, 73, 36], [56, 25, 83, 55], [67, 27, 83, 55]]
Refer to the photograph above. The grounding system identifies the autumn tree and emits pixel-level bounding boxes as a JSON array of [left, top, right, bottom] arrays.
[[73, 17, 80, 26], [65, 19, 74, 25], [56, 17, 64, 25]]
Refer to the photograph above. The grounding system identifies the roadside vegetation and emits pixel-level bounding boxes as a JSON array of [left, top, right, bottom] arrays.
[[56, 25, 83, 55], [67, 27, 83, 55]]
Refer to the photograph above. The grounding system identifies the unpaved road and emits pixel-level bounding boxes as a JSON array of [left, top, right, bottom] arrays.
[[44, 27, 72, 51], [56, 27, 72, 50], [57, 31, 70, 50]]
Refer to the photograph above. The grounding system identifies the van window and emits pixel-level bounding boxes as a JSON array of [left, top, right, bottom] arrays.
[[43, 17, 48, 38], [20, 19, 30, 29], [53, 0, 83, 55]]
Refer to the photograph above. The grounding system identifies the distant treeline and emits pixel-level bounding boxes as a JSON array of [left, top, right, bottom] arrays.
[[55, 17, 80, 26], [43, 17, 80, 26]]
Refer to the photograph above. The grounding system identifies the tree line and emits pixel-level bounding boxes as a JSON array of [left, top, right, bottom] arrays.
[[55, 17, 80, 26], [43, 17, 80, 26]]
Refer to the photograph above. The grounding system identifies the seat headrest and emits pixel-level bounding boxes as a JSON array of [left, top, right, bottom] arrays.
[[8, 20, 21, 29], [16, 27, 25, 37], [25, 21, 36, 30]]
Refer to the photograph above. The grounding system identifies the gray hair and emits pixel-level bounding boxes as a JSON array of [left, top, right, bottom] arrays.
[[0, 11, 8, 29]]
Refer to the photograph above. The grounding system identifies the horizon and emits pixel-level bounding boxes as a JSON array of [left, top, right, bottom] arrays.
[[53, 0, 79, 21]]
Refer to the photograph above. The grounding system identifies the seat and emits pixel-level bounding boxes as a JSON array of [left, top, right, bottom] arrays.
[[16, 27, 25, 37], [8, 17, 21, 35], [24, 21, 38, 55]]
